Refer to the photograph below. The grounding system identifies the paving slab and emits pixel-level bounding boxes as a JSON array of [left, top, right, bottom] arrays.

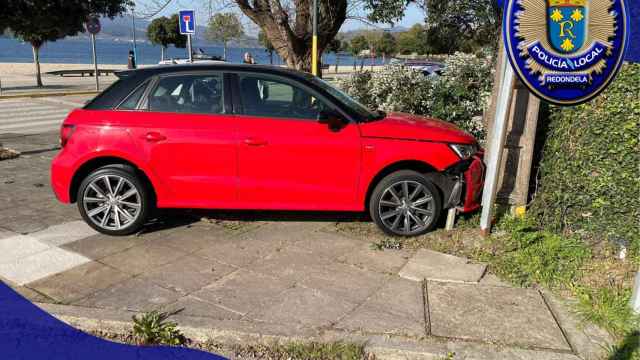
[[194, 236, 284, 268], [27, 261, 131, 304], [399, 249, 486, 283], [428, 281, 571, 351], [75, 277, 182, 311], [335, 242, 412, 275], [248, 246, 389, 304], [0, 230, 17, 239], [479, 273, 512, 287], [541, 289, 613, 360], [238, 221, 329, 242], [161, 295, 243, 320], [0, 234, 50, 262], [30, 220, 98, 246], [99, 242, 189, 276], [193, 269, 294, 316], [336, 277, 426, 338], [140, 254, 237, 295], [148, 224, 230, 253], [246, 285, 358, 329], [0, 247, 89, 285], [61, 233, 143, 260], [290, 230, 362, 260]]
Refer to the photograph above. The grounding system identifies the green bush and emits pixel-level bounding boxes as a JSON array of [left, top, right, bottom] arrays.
[[530, 64, 640, 259], [337, 52, 493, 140]]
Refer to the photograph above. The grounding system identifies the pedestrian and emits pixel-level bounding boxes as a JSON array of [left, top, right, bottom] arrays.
[[243, 52, 256, 64], [127, 50, 136, 69]]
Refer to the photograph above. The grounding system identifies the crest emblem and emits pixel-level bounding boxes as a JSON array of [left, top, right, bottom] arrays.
[[547, 0, 587, 53], [503, 0, 630, 105]]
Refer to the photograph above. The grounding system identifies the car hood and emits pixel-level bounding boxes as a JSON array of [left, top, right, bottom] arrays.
[[359, 112, 476, 144]]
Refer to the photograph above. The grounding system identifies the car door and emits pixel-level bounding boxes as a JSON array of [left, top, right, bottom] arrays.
[[234, 72, 362, 211], [126, 72, 238, 208]]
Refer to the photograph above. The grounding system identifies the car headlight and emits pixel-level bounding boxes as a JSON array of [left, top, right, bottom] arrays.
[[449, 143, 477, 159]]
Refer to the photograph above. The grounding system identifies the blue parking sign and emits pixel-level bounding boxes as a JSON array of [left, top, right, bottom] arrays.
[[179, 10, 195, 35]]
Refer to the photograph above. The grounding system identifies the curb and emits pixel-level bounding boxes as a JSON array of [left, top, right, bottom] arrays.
[[38, 302, 582, 360], [0, 90, 99, 99]]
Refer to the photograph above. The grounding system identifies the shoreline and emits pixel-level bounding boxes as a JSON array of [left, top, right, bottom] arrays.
[[0, 62, 383, 78]]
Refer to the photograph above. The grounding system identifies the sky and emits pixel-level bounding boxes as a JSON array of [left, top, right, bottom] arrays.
[[136, 0, 425, 34]]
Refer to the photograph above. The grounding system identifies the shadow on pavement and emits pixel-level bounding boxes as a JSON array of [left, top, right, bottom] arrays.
[[139, 209, 369, 234]]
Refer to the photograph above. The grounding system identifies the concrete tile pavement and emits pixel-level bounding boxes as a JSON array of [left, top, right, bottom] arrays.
[[0, 131, 611, 359]]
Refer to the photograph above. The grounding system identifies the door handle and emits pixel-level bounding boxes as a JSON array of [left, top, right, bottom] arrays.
[[143, 132, 166, 142], [244, 137, 268, 146]]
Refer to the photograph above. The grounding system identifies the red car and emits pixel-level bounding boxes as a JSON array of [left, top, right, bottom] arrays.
[[51, 64, 484, 236]]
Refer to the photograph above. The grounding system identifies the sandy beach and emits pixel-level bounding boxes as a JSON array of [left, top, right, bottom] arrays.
[[0, 61, 381, 95]]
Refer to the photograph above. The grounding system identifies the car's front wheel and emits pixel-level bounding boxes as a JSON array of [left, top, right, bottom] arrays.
[[370, 170, 442, 237], [77, 165, 150, 236]]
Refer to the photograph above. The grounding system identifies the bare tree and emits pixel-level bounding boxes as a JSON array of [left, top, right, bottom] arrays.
[[232, 0, 347, 72]]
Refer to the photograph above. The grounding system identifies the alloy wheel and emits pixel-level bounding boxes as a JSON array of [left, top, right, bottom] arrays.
[[378, 180, 435, 235], [82, 175, 142, 231]]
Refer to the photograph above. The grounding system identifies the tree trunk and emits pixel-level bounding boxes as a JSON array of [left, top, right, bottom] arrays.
[[161, 46, 165, 61], [360, 58, 364, 72], [32, 44, 42, 87], [235, 0, 346, 73], [335, 53, 339, 73], [269, 50, 273, 65]]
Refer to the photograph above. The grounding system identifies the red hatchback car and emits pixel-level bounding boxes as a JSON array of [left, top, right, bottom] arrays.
[[51, 64, 484, 236]]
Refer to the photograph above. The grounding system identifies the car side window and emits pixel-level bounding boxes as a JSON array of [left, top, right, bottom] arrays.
[[148, 74, 224, 114], [238, 74, 328, 120], [117, 81, 148, 110]]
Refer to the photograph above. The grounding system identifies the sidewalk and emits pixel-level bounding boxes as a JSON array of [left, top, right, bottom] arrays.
[[0, 63, 122, 97], [0, 133, 612, 360]]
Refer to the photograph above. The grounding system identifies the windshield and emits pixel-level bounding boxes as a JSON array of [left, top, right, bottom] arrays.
[[310, 77, 382, 121]]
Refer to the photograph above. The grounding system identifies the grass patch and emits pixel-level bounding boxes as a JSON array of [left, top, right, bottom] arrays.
[[574, 285, 639, 338], [198, 340, 368, 360], [131, 310, 186, 346], [486, 216, 591, 288]]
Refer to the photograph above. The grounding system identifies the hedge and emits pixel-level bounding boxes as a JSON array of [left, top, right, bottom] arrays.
[[530, 63, 640, 257]]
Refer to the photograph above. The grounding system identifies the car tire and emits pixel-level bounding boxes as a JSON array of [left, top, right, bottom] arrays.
[[369, 170, 442, 237], [77, 164, 151, 236]]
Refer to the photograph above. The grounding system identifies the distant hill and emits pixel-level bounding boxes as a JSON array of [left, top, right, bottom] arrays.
[[10, 14, 260, 48], [337, 26, 409, 42]]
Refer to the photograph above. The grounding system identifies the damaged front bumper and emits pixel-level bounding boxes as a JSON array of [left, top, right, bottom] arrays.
[[441, 153, 485, 213]]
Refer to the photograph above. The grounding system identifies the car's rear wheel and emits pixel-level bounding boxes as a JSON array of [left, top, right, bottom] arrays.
[[77, 165, 150, 236], [370, 170, 442, 237]]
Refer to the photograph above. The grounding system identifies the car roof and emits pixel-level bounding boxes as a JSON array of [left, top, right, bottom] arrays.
[[86, 63, 318, 111], [116, 63, 313, 81]]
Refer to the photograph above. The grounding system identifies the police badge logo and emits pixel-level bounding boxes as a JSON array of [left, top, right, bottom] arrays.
[[504, 0, 630, 105]]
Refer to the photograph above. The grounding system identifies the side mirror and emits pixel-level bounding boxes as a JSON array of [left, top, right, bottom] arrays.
[[318, 109, 346, 132]]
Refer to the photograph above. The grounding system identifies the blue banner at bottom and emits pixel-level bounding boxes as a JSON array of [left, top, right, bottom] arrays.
[[0, 281, 227, 360]]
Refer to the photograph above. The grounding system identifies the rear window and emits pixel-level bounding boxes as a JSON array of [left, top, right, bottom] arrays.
[[84, 74, 149, 110]]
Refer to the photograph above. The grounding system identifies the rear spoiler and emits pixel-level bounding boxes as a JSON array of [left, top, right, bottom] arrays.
[[114, 70, 136, 79]]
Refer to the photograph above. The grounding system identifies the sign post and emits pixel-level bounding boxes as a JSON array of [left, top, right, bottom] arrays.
[[85, 17, 101, 91], [179, 10, 196, 63], [479, 46, 516, 235]]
